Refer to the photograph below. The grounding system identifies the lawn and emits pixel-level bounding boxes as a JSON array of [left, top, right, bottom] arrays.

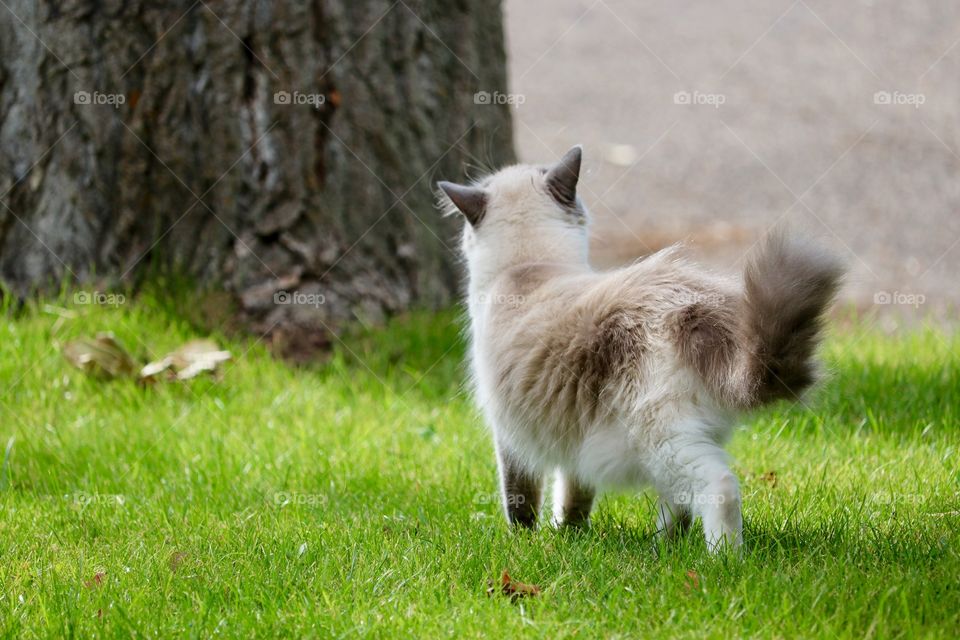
[[1, 290, 958, 638]]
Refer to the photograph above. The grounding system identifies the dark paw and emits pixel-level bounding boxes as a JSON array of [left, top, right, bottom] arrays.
[[507, 504, 539, 529]]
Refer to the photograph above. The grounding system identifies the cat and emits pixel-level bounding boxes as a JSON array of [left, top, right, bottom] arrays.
[[437, 146, 843, 552]]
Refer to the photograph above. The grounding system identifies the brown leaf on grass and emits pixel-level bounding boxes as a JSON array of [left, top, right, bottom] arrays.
[[138, 357, 175, 382], [684, 570, 700, 593], [84, 571, 106, 589], [169, 551, 188, 573], [63, 334, 137, 379], [140, 339, 232, 382], [168, 339, 231, 371], [486, 570, 540, 602], [760, 470, 778, 488]]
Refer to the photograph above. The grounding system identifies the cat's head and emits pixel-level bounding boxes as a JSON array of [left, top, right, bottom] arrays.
[[437, 146, 591, 282]]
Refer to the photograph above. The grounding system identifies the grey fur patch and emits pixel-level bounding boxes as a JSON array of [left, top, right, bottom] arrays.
[[672, 300, 740, 405]]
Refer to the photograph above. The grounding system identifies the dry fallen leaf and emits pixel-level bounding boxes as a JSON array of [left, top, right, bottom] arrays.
[[140, 339, 231, 381], [684, 569, 700, 593], [84, 571, 106, 589], [760, 470, 778, 488], [63, 334, 137, 379], [168, 339, 231, 370], [169, 551, 188, 573], [487, 570, 541, 602], [139, 357, 175, 381]]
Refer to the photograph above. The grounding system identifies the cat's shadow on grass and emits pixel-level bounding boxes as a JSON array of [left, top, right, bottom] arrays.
[[510, 507, 953, 570]]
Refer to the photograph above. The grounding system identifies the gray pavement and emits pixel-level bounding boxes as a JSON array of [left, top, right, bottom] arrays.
[[505, 0, 960, 325]]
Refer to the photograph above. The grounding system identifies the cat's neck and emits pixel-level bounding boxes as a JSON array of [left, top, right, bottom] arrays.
[[467, 230, 590, 294], [466, 258, 592, 317], [469, 254, 588, 296]]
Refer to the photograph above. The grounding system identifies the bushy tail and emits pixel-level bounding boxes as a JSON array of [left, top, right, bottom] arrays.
[[733, 232, 844, 406]]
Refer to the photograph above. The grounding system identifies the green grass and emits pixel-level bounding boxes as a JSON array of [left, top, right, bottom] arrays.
[[1, 291, 958, 638]]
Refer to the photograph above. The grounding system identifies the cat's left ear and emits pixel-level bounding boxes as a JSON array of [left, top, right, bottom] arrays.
[[437, 181, 486, 226], [546, 145, 582, 208]]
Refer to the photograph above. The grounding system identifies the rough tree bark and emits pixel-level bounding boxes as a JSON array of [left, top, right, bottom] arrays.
[[0, 0, 514, 356]]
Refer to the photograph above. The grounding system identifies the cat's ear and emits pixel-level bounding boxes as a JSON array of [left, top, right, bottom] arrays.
[[437, 181, 486, 226], [545, 145, 582, 208]]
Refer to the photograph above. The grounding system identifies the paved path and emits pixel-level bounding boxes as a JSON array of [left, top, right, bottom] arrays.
[[505, 0, 960, 325]]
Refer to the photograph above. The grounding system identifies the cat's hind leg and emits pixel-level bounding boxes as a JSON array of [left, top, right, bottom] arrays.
[[496, 445, 543, 528], [698, 470, 742, 553], [551, 470, 595, 528], [655, 437, 743, 553], [655, 495, 692, 542]]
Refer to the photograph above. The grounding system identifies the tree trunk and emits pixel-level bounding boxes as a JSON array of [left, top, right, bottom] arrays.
[[0, 0, 514, 356]]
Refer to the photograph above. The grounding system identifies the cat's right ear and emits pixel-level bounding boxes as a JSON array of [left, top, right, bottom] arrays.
[[545, 145, 582, 208], [437, 181, 486, 227]]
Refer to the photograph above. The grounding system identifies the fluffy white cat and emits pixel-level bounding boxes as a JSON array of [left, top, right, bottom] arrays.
[[438, 146, 842, 552]]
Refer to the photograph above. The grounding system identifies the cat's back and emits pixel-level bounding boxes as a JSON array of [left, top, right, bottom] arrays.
[[474, 250, 738, 402], [475, 263, 661, 425]]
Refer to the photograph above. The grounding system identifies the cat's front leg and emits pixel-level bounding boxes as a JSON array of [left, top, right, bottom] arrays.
[[551, 471, 595, 528], [495, 443, 543, 528]]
